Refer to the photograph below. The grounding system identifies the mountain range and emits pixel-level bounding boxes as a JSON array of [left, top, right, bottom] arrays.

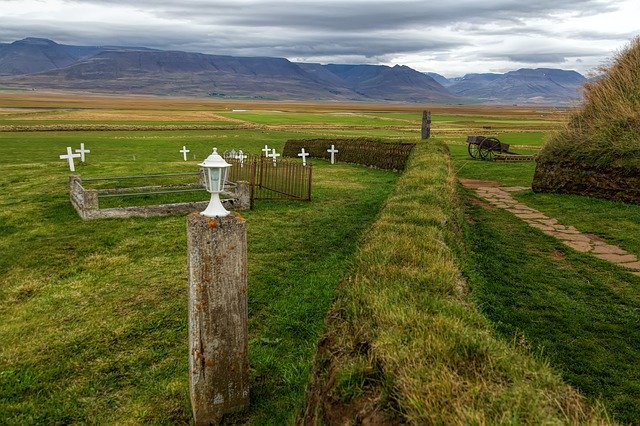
[[0, 37, 587, 104]]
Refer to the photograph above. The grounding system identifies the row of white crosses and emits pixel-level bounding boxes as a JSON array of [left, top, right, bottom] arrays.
[[260, 144, 338, 166], [59, 143, 90, 172], [61, 143, 338, 171]]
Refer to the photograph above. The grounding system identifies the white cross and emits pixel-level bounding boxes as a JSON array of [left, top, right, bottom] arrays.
[[236, 150, 248, 167], [268, 148, 280, 166], [262, 145, 271, 157], [327, 144, 339, 164], [59, 146, 81, 172], [74, 143, 90, 162], [180, 146, 190, 161], [298, 148, 309, 166]]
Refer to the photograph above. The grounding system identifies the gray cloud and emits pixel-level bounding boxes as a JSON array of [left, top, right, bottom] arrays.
[[1, 0, 637, 75], [504, 53, 568, 63]]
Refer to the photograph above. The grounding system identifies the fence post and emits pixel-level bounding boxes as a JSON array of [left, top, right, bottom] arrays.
[[187, 213, 249, 425], [421, 110, 431, 139]]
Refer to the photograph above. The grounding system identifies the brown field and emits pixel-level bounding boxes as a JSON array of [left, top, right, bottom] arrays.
[[0, 90, 572, 117]]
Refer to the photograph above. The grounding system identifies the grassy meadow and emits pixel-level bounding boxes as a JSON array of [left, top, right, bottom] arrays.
[[0, 91, 638, 423]]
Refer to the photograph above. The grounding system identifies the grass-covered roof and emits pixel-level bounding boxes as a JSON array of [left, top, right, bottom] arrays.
[[538, 37, 640, 172]]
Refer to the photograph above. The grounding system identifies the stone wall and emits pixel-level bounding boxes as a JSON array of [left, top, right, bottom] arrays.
[[532, 161, 640, 204], [69, 175, 251, 220]]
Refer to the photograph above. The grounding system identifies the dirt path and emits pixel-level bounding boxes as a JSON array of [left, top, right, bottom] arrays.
[[461, 179, 640, 277]]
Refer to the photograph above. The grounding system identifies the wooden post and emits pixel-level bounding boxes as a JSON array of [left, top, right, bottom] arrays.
[[421, 110, 431, 139], [187, 213, 249, 425]]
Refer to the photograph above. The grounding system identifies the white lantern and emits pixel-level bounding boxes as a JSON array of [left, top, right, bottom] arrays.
[[199, 148, 232, 217]]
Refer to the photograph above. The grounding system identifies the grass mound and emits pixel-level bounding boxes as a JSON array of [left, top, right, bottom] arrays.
[[301, 140, 609, 423], [533, 37, 640, 202]]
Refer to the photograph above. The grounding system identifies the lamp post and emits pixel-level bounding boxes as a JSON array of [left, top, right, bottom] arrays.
[[199, 148, 232, 217]]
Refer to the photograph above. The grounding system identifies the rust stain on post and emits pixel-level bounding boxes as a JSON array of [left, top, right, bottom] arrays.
[[187, 212, 249, 425]]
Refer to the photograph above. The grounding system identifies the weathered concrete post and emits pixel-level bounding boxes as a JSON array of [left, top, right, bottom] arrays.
[[235, 181, 251, 211], [421, 110, 431, 139], [187, 212, 249, 424]]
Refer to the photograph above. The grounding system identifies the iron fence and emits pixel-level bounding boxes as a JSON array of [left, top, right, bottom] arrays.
[[226, 155, 312, 207]]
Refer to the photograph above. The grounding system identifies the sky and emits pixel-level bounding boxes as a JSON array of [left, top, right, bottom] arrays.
[[1, 0, 638, 77]]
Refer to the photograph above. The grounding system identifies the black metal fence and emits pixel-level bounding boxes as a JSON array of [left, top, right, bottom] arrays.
[[226, 156, 312, 207], [283, 138, 416, 170]]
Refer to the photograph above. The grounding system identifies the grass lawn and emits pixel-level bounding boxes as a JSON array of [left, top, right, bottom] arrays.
[[1, 93, 635, 423], [463, 195, 640, 423], [0, 125, 398, 424], [450, 141, 640, 424]]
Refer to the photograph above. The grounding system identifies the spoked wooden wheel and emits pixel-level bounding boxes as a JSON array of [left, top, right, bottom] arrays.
[[468, 143, 480, 159], [479, 137, 501, 160]]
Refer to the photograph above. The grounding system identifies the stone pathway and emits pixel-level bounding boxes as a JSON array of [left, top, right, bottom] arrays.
[[461, 180, 640, 277]]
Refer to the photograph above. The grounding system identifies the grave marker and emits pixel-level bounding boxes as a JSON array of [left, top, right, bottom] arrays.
[[327, 144, 338, 164], [268, 148, 280, 166], [75, 143, 91, 162], [298, 148, 309, 166], [180, 146, 190, 161], [237, 150, 248, 168], [262, 145, 271, 157], [59, 146, 81, 172]]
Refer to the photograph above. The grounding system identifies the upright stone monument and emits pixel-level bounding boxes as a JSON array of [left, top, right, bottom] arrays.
[[421, 110, 431, 139], [187, 213, 249, 424]]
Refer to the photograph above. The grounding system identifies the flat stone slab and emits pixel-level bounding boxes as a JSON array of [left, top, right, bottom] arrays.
[[563, 240, 592, 253], [459, 179, 500, 188], [563, 234, 592, 243], [515, 212, 549, 220], [619, 261, 640, 270], [592, 243, 629, 255], [594, 253, 638, 264], [501, 186, 530, 192]]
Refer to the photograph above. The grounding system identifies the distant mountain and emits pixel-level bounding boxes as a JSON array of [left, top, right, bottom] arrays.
[[448, 69, 586, 104], [0, 39, 454, 102], [4, 49, 359, 100], [324, 64, 453, 102], [0, 37, 586, 104], [0, 37, 103, 75], [426, 72, 452, 87]]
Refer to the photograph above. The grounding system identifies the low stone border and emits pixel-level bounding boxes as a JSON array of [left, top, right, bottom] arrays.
[[69, 175, 250, 220], [462, 180, 640, 277]]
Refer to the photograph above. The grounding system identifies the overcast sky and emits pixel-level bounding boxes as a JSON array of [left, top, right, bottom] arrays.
[[1, 0, 638, 77]]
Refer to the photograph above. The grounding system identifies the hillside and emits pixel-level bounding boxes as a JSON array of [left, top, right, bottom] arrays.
[[448, 68, 586, 104], [0, 37, 585, 104], [12, 50, 357, 100]]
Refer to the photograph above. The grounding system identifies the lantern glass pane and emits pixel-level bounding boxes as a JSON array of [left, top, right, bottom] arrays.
[[221, 167, 229, 189], [209, 168, 221, 192], [203, 168, 211, 191]]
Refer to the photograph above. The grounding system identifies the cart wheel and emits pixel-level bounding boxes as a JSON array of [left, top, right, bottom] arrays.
[[479, 137, 501, 160], [468, 143, 480, 159]]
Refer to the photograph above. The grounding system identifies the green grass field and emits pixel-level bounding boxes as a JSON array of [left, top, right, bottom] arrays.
[[0, 128, 399, 424], [1, 93, 638, 423], [448, 140, 640, 423]]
